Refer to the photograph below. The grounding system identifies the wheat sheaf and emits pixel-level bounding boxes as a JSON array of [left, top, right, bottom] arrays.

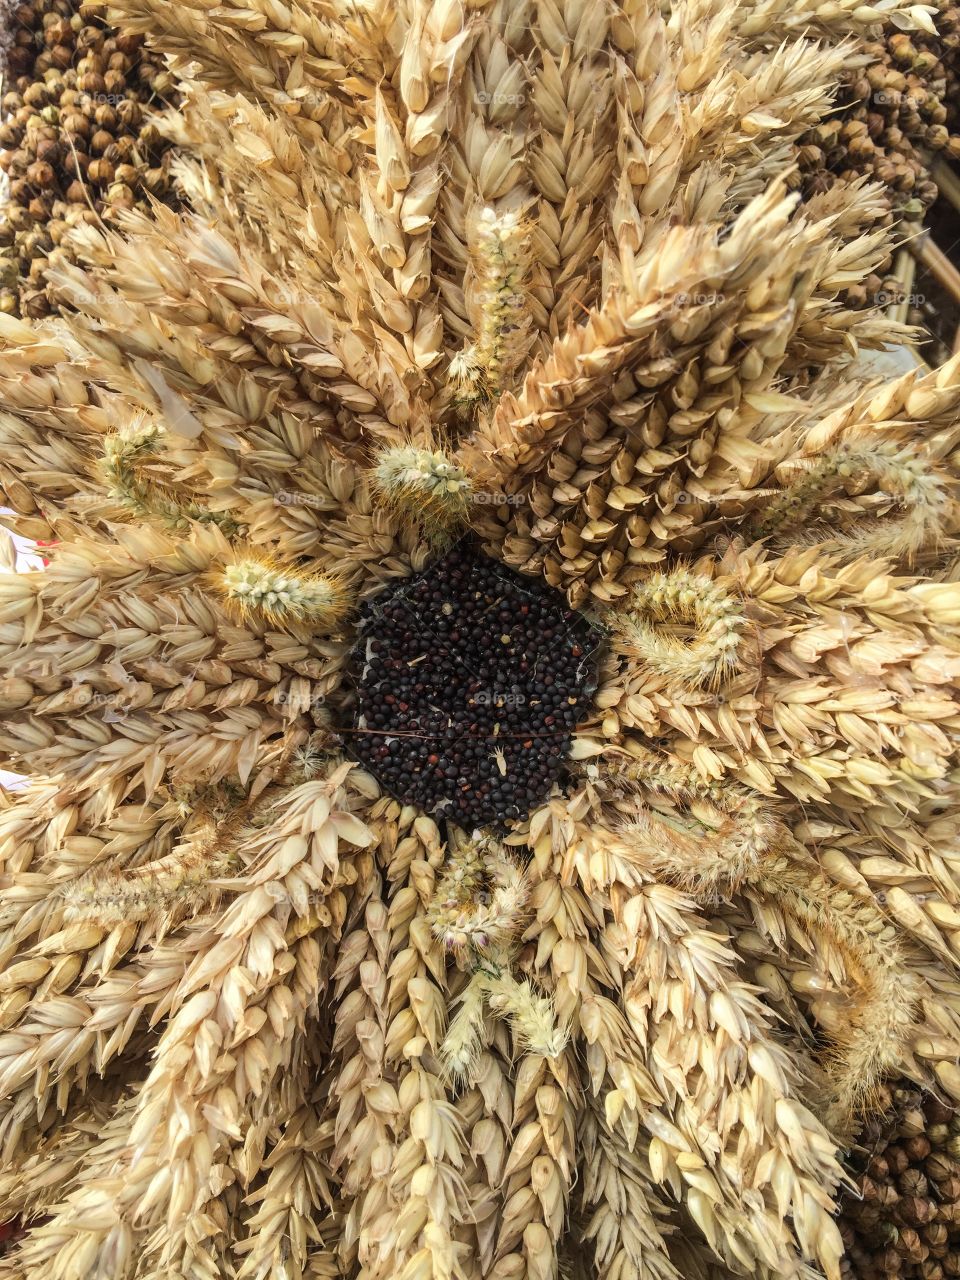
[[0, 1, 959, 1278]]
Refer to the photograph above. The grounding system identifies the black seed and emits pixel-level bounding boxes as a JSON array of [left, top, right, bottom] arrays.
[[349, 541, 598, 826]]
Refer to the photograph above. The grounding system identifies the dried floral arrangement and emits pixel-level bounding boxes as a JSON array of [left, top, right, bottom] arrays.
[[0, 1, 960, 1279], [0, 0, 179, 318]]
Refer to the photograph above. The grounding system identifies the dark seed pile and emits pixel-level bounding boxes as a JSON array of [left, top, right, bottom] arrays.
[[839, 1082, 960, 1280], [350, 542, 599, 828], [793, 0, 960, 315]]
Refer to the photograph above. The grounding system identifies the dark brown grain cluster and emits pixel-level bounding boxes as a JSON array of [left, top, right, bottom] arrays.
[[350, 542, 598, 828], [840, 1084, 960, 1280], [0, 0, 178, 317], [797, 0, 960, 308]]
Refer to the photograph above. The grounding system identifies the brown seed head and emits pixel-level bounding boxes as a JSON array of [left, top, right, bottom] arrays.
[[87, 158, 114, 184], [925, 1153, 958, 1181], [896, 1225, 927, 1260]]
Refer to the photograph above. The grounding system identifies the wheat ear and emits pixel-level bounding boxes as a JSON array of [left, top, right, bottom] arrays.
[[756, 440, 952, 562], [102, 421, 239, 533], [613, 569, 747, 688], [371, 444, 474, 543], [215, 551, 350, 630], [625, 807, 918, 1132], [449, 206, 532, 412]]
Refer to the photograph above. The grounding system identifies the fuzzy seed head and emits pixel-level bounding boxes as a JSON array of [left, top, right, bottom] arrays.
[[615, 569, 747, 688], [290, 738, 334, 782], [101, 419, 240, 533], [102, 421, 178, 523], [451, 206, 532, 408], [372, 445, 474, 541], [480, 968, 568, 1059], [427, 835, 528, 953], [217, 555, 348, 630], [756, 439, 954, 562], [61, 841, 236, 931], [440, 973, 488, 1082]]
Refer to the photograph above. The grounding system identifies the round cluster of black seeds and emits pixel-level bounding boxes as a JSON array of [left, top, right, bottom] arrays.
[[349, 541, 599, 827]]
